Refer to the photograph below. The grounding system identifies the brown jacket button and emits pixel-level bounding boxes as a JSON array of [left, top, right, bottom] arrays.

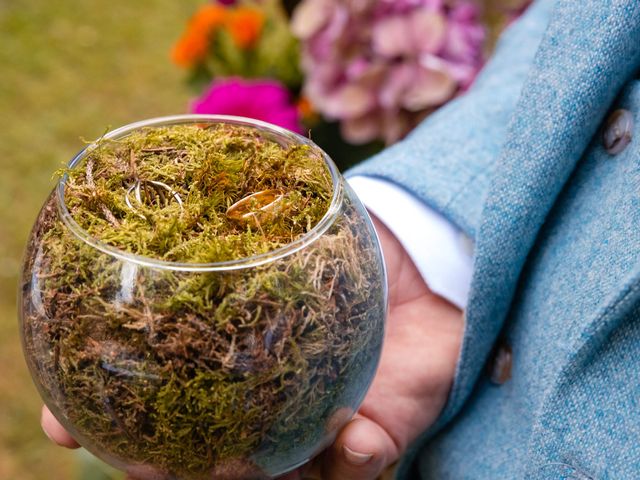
[[488, 342, 512, 385], [603, 109, 633, 155]]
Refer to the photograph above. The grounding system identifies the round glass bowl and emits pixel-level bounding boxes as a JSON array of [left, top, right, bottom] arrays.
[[19, 115, 387, 480]]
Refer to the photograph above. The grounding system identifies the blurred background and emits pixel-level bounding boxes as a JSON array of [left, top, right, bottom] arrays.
[[0, 1, 200, 478]]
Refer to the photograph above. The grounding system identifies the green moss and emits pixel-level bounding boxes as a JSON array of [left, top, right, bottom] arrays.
[[62, 124, 333, 263]]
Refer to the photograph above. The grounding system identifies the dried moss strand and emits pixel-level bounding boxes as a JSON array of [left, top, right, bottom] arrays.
[[84, 156, 120, 228]]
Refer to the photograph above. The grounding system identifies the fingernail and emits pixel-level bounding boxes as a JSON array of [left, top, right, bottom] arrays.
[[343, 445, 374, 465]]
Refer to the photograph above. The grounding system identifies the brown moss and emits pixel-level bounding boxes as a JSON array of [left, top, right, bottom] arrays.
[[20, 122, 385, 479]]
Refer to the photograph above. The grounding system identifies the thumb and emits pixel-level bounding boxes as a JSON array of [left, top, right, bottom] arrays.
[[323, 416, 399, 480], [40, 405, 80, 449]]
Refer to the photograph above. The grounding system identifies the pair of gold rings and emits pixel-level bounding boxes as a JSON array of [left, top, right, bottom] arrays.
[[125, 180, 283, 226]]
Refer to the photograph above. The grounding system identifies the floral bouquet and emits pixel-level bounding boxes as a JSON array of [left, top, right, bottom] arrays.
[[172, 0, 529, 169]]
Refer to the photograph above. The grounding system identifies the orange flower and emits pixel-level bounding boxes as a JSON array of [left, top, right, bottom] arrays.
[[191, 4, 227, 35], [172, 33, 208, 67], [171, 4, 227, 68], [225, 7, 264, 49]]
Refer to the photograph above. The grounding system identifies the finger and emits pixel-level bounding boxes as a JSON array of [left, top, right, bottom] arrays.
[[323, 416, 398, 480], [40, 405, 80, 449]]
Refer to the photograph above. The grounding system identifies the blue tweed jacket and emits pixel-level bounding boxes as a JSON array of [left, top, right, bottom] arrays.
[[350, 0, 640, 478]]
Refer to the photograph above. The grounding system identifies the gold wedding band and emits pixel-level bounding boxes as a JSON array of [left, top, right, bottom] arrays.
[[226, 189, 284, 225]]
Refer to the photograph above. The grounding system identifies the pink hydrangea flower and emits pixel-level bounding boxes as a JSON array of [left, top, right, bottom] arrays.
[[191, 77, 303, 133], [292, 0, 485, 144]]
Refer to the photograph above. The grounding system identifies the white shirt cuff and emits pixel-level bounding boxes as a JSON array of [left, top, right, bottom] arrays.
[[348, 176, 474, 310]]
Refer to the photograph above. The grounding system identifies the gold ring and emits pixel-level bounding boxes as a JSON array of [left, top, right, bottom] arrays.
[[226, 189, 284, 225]]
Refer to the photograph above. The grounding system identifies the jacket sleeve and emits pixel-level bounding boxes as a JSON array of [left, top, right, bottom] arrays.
[[346, 0, 556, 239]]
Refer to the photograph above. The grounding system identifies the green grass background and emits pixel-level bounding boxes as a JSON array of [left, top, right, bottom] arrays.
[[0, 1, 200, 477]]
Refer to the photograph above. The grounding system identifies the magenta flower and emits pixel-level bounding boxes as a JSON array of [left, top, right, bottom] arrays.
[[292, 0, 486, 144], [191, 78, 303, 133]]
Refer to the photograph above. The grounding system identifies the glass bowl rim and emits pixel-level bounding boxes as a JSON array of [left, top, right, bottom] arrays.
[[56, 114, 344, 272]]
